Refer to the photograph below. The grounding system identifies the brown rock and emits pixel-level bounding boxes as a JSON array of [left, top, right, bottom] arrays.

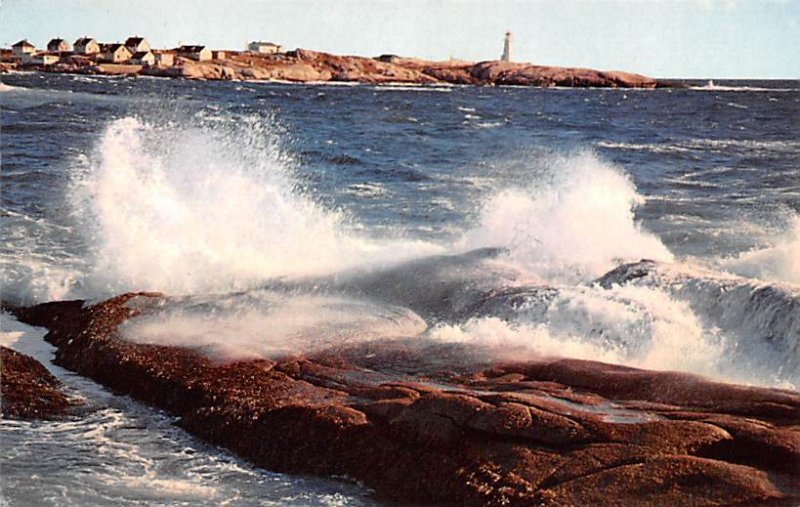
[[5, 294, 798, 505], [0, 346, 77, 419], [13, 44, 671, 88]]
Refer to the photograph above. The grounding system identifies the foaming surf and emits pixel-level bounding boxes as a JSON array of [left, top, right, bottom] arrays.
[[690, 80, 799, 92], [122, 292, 427, 360], [461, 151, 673, 284], [70, 115, 440, 297], [718, 215, 800, 287]]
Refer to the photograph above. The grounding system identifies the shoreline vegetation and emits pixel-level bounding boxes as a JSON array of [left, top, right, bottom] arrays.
[[1, 45, 676, 88]]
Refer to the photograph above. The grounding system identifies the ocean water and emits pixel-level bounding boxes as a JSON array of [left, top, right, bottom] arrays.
[[1, 72, 798, 504]]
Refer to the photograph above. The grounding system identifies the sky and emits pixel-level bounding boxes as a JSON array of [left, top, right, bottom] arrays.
[[2, 0, 798, 78]]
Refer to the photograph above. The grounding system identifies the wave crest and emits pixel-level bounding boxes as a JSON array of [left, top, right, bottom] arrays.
[[463, 152, 672, 283]]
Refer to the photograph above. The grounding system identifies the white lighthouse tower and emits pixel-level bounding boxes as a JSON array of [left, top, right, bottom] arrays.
[[501, 31, 512, 62]]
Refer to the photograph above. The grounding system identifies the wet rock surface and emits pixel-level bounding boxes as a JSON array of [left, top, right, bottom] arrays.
[[0, 345, 77, 419], [5, 293, 799, 505]]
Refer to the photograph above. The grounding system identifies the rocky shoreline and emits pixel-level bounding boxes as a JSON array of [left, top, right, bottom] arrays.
[[2, 48, 674, 88], [3, 293, 799, 505], [0, 345, 78, 419]]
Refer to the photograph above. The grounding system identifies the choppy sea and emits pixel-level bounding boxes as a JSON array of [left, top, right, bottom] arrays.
[[1, 72, 798, 505]]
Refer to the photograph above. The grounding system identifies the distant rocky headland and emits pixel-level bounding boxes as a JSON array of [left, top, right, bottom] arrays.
[[2, 36, 674, 88]]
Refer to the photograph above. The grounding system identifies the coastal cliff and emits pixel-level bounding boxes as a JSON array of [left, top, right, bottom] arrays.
[[4, 48, 667, 88], [5, 293, 799, 505]]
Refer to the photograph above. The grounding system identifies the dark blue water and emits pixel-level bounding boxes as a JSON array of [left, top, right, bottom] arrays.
[[1, 72, 798, 505]]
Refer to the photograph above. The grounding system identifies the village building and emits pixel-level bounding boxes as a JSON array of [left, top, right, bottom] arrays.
[[12, 40, 36, 60], [124, 37, 150, 54], [47, 38, 70, 52], [154, 51, 174, 67], [212, 50, 226, 60], [31, 53, 59, 66], [247, 41, 282, 54], [100, 43, 132, 63], [74, 37, 100, 55], [130, 51, 155, 66], [177, 45, 211, 61]]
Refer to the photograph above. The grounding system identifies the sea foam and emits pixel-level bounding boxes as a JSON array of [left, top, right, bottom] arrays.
[[462, 151, 673, 284], [719, 215, 800, 286]]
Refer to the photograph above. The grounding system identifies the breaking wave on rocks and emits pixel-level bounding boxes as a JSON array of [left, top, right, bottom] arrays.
[[461, 151, 674, 284], [8, 111, 792, 390], [717, 215, 800, 286], [77, 118, 792, 389]]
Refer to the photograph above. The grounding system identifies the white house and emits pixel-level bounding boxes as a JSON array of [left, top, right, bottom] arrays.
[[32, 53, 59, 65], [130, 51, 155, 66], [212, 50, 227, 60], [47, 38, 70, 52], [154, 51, 174, 67], [12, 40, 36, 60], [100, 43, 132, 63], [124, 37, 150, 54], [177, 45, 211, 61], [74, 37, 100, 55], [247, 41, 282, 54]]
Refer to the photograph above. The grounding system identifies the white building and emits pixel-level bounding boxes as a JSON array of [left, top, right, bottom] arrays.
[[100, 43, 132, 63], [12, 40, 36, 60], [125, 37, 150, 54], [130, 51, 155, 66], [74, 37, 100, 55], [154, 52, 174, 67], [247, 41, 282, 54], [177, 45, 212, 61], [32, 53, 59, 65]]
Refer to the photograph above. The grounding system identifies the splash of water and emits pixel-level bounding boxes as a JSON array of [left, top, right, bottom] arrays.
[[719, 215, 800, 286], [430, 283, 730, 381], [462, 151, 673, 284], [71, 116, 439, 297], [122, 292, 427, 360]]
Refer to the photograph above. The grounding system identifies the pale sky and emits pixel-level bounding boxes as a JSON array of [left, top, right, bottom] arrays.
[[2, 0, 798, 78]]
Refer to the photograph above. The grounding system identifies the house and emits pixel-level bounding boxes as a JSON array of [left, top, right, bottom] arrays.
[[130, 51, 155, 66], [247, 41, 282, 54], [12, 40, 36, 59], [212, 50, 226, 60], [74, 37, 100, 55], [124, 37, 150, 54], [154, 51, 174, 67], [177, 45, 211, 61], [47, 38, 70, 52], [31, 53, 59, 66], [99, 43, 132, 63]]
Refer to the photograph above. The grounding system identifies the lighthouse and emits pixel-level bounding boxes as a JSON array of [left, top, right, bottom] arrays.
[[501, 31, 512, 62]]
